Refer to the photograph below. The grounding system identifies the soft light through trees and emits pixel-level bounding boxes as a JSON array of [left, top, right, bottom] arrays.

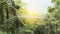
[[0, 0, 58, 34], [21, 0, 54, 15]]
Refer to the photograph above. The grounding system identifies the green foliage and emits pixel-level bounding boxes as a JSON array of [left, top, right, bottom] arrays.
[[0, 0, 23, 34], [0, 0, 60, 34], [34, 0, 60, 34]]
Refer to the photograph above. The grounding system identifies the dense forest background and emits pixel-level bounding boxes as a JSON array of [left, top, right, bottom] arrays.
[[0, 0, 60, 34]]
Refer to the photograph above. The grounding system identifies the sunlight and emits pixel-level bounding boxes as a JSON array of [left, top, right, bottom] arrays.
[[21, 0, 54, 17]]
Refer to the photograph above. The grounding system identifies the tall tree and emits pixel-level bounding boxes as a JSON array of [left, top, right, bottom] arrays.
[[0, 0, 24, 34]]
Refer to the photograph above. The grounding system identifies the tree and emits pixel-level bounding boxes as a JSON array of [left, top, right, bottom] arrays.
[[34, 0, 60, 34], [0, 0, 24, 34]]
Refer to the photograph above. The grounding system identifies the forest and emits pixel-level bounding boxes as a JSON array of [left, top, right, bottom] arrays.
[[0, 0, 60, 34]]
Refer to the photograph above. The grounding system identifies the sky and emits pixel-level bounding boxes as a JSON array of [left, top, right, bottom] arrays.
[[21, 0, 54, 15]]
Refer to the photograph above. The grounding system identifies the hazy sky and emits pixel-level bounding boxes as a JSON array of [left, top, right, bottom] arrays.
[[22, 0, 54, 14]]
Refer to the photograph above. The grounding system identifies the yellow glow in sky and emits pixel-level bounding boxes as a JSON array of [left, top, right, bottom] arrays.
[[21, 0, 54, 15]]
